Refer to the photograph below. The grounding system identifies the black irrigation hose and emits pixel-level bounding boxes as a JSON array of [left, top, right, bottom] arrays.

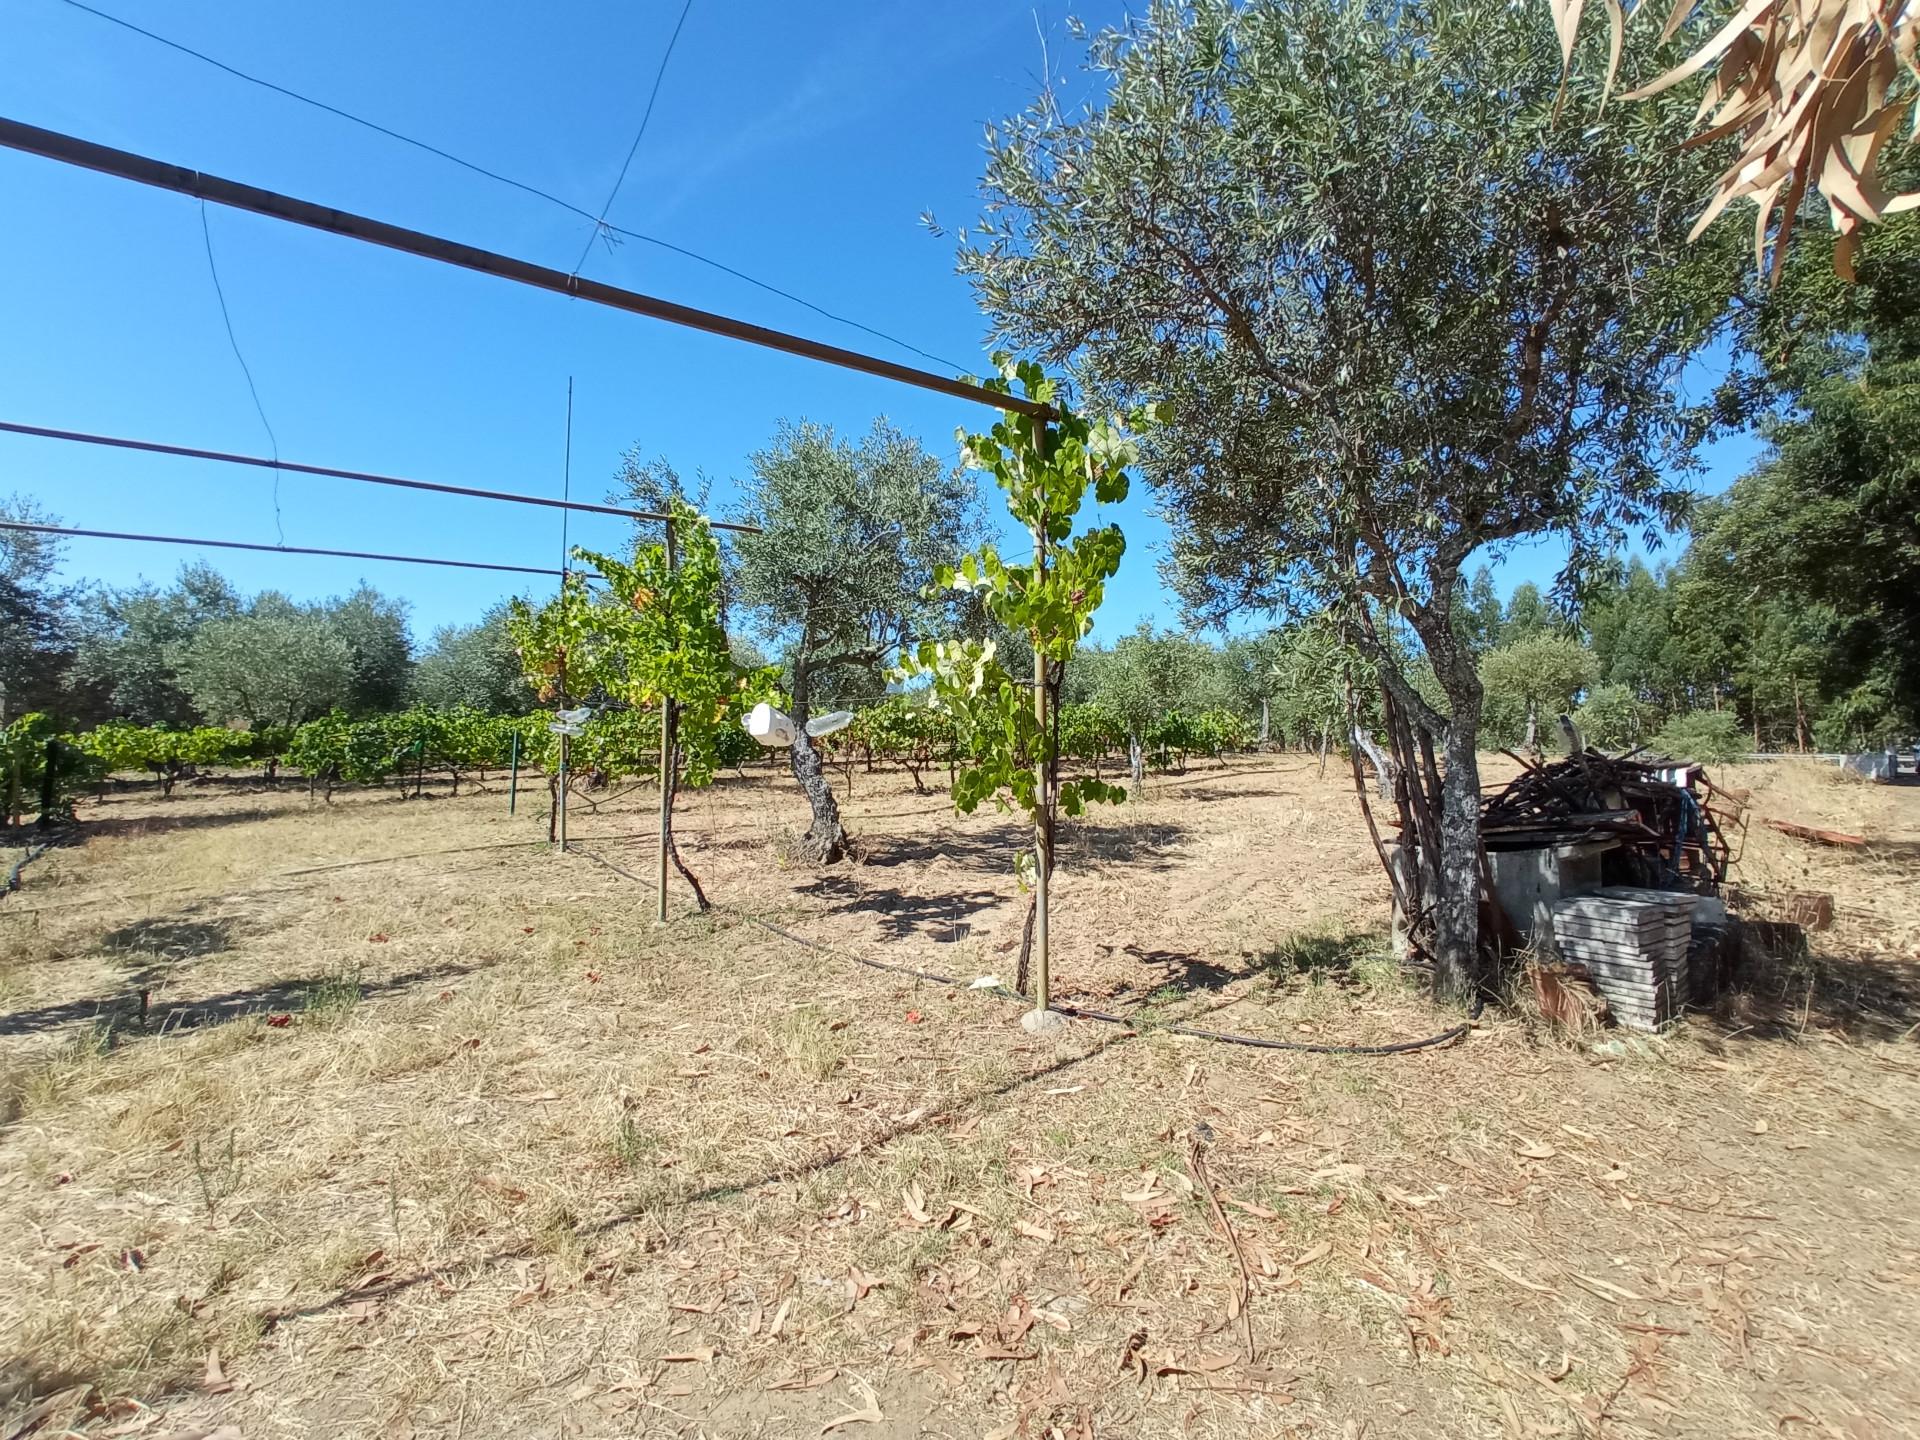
[[718, 903, 1473, 1057], [2, 836, 62, 902]]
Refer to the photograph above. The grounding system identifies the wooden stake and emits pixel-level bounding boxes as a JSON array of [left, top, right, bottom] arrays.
[[1029, 422, 1053, 1020], [656, 516, 676, 924], [555, 647, 569, 853], [1032, 606, 1050, 1015]]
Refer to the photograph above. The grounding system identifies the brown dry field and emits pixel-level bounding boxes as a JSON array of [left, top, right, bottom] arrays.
[[2, 753, 1917, 1440]]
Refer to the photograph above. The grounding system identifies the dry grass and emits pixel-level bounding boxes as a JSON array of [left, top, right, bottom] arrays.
[[2, 757, 1917, 1438]]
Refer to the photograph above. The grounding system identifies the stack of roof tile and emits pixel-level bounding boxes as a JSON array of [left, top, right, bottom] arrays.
[[1550, 888, 1699, 1031]]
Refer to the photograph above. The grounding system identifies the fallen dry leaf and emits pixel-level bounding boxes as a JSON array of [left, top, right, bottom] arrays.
[[1155, 1350, 1237, 1376], [1294, 1241, 1332, 1269], [846, 1265, 885, 1313], [1482, 1257, 1558, 1295], [768, 1297, 793, 1338], [1015, 1220, 1057, 1244], [767, 1368, 839, 1391], [820, 1379, 885, 1433], [1513, 1136, 1557, 1160], [1312, 1163, 1367, 1183], [202, 1347, 233, 1394]]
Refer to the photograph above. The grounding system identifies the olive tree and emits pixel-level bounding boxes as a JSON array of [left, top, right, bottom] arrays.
[[732, 419, 984, 862], [960, 0, 1744, 999], [176, 610, 354, 728], [1478, 633, 1599, 753]]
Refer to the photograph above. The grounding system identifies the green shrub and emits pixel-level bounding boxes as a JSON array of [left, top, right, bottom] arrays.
[[1649, 709, 1746, 764], [1573, 684, 1656, 752]]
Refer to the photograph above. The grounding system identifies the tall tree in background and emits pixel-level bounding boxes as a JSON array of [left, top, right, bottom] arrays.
[[413, 603, 533, 714], [327, 584, 413, 714], [733, 419, 983, 862], [176, 608, 354, 728], [1217, 631, 1284, 743], [1479, 633, 1599, 752], [960, 0, 1744, 1000], [1452, 567, 1505, 657], [1088, 624, 1219, 784], [0, 494, 76, 722], [72, 562, 240, 725], [1585, 559, 1681, 711], [1498, 584, 1557, 645], [1711, 189, 1919, 745]]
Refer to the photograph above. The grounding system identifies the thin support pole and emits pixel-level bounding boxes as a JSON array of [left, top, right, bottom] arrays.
[[508, 729, 520, 815], [1032, 611, 1050, 1015], [554, 381, 574, 856], [555, 647, 569, 854], [37, 737, 58, 830], [1028, 424, 1053, 1022], [656, 518, 676, 925]]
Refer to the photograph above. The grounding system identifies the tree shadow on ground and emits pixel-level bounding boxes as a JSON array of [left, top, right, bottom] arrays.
[[1861, 839, 1920, 864], [1057, 821, 1187, 869], [0, 959, 483, 1042], [255, 1010, 1153, 1332], [1156, 783, 1299, 804], [99, 912, 240, 987], [794, 873, 1002, 944], [80, 808, 287, 841], [1086, 943, 1244, 1002], [856, 819, 1188, 877], [798, 821, 1189, 944], [1702, 921, 1920, 1045]]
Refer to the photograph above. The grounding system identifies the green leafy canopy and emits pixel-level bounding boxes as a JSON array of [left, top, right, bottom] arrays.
[[898, 356, 1146, 824], [508, 501, 779, 789]]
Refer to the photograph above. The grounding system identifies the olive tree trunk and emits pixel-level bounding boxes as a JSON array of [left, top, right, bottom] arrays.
[[788, 660, 851, 863], [1358, 608, 1487, 1008]]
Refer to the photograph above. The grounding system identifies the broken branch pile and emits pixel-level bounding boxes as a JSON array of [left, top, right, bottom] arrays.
[[1481, 750, 1739, 888]]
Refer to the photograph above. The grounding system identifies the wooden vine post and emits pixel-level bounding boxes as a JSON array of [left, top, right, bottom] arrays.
[[555, 658, 569, 855], [900, 358, 1149, 1032], [506, 504, 777, 917], [1028, 427, 1054, 1014], [655, 516, 676, 925]]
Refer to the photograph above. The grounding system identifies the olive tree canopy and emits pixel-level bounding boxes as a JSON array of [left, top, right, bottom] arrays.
[[731, 419, 985, 861], [959, 0, 1746, 998]]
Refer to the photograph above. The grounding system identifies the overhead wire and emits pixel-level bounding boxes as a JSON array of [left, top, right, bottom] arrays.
[[0, 420, 761, 530], [0, 520, 572, 577], [53, 0, 966, 373], [572, 0, 696, 275], [197, 199, 283, 543]]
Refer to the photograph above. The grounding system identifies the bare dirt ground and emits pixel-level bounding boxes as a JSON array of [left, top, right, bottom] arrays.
[[2, 754, 1917, 1439]]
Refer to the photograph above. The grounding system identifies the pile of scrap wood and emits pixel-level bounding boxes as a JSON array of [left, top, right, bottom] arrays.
[[1481, 749, 1742, 889]]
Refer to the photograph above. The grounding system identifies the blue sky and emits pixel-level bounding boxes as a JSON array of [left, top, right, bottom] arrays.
[[2, 0, 1764, 645]]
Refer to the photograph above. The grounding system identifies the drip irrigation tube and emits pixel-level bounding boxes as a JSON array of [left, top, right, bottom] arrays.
[[2, 837, 59, 902], [715, 903, 1472, 1057]]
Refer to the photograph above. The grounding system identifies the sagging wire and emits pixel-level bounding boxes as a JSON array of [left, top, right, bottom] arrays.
[[198, 199, 283, 544], [572, 0, 698, 275], [57, 0, 966, 372]]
